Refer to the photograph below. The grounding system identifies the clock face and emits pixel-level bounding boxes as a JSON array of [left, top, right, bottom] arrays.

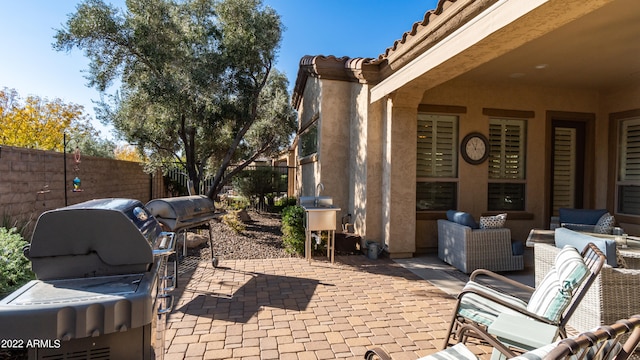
[[461, 133, 489, 164], [465, 137, 486, 160]]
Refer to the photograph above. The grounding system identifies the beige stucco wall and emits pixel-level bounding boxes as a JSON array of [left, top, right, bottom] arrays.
[[348, 83, 368, 237], [417, 79, 605, 249], [319, 79, 351, 225], [297, 78, 351, 230], [365, 99, 384, 244], [381, 94, 419, 257]]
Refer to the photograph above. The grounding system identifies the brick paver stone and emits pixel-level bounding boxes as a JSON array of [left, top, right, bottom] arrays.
[[163, 256, 492, 360]]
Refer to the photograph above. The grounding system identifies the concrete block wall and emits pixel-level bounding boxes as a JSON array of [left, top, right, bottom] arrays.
[[0, 146, 163, 231]]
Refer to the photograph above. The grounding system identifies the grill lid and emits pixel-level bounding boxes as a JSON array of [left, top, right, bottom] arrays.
[[145, 195, 215, 231], [28, 198, 166, 279]]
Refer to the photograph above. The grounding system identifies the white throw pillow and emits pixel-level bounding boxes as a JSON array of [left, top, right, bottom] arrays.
[[479, 213, 507, 229]]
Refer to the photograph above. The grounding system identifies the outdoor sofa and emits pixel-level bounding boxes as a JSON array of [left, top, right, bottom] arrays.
[[550, 208, 619, 234], [437, 211, 524, 274]]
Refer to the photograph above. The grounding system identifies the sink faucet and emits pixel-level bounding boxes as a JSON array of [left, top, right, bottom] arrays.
[[315, 183, 324, 206]]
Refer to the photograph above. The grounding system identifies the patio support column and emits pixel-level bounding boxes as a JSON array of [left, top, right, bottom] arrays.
[[381, 90, 421, 258]]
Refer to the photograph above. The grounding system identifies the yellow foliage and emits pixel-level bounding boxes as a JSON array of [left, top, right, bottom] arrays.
[[114, 144, 143, 162], [0, 88, 89, 151]]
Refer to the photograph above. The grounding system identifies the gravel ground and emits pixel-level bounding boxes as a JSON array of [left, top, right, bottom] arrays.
[[187, 210, 297, 262]]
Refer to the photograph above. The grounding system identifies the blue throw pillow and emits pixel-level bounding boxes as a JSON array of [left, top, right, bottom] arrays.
[[559, 208, 609, 226], [447, 210, 479, 229], [554, 228, 617, 267], [446, 209, 457, 222], [512, 241, 525, 256]]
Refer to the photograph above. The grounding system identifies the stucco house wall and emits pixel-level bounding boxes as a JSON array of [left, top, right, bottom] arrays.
[[292, 0, 640, 258], [297, 77, 352, 227]]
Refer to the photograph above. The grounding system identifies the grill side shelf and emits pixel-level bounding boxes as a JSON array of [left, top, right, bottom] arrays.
[[0, 273, 156, 341]]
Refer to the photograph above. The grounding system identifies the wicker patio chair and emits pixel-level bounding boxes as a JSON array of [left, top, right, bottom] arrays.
[[442, 242, 606, 350], [534, 242, 640, 333], [364, 314, 640, 360]]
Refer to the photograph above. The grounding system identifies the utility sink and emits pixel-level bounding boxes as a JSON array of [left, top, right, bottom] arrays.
[[300, 197, 341, 231], [299, 196, 333, 208]]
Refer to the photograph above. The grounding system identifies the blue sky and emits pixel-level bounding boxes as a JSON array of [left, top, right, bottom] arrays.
[[0, 0, 437, 138]]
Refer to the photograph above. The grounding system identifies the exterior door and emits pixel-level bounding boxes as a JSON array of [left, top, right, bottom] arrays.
[[550, 120, 586, 216]]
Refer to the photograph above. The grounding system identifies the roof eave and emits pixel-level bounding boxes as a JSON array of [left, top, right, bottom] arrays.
[[291, 55, 379, 110]]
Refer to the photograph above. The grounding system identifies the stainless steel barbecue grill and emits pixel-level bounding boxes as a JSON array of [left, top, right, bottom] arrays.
[[0, 198, 177, 360], [145, 195, 218, 267]]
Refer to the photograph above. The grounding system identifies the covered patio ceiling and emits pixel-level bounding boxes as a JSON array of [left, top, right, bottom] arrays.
[[455, 0, 640, 91], [371, 0, 640, 101]]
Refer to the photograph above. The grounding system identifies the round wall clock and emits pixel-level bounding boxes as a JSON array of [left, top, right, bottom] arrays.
[[461, 132, 489, 165]]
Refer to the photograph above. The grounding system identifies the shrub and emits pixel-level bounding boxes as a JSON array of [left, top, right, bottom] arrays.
[[281, 205, 305, 255], [0, 227, 34, 297], [222, 211, 246, 233], [274, 196, 297, 210]]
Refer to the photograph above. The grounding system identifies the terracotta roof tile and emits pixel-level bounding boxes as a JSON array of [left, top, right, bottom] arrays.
[[377, 0, 457, 61], [291, 0, 497, 107]]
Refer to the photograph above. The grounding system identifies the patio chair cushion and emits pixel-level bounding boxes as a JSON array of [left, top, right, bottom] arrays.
[[526, 246, 588, 322], [417, 343, 478, 360], [458, 281, 528, 327], [509, 342, 559, 360], [526, 267, 571, 322], [426, 335, 622, 360], [446, 210, 479, 229], [559, 208, 609, 226], [554, 245, 589, 292], [555, 228, 618, 267]]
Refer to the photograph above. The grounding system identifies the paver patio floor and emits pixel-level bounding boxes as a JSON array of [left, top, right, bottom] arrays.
[[165, 255, 492, 360]]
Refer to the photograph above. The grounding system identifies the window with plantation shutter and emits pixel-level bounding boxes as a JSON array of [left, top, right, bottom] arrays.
[[618, 117, 640, 215], [488, 118, 527, 211], [552, 128, 576, 214], [416, 114, 458, 210]]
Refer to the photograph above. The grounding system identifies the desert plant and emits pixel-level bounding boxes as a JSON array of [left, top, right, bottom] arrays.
[[281, 205, 305, 255], [1, 212, 34, 239], [222, 211, 246, 234], [0, 227, 34, 297], [227, 196, 251, 210]]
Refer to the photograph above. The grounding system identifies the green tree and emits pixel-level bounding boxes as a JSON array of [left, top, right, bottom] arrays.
[[54, 0, 296, 198], [0, 87, 114, 157], [232, 166, 280, 209]]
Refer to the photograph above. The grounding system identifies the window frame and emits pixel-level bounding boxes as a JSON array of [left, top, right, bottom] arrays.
[[416, 112, 459, 211], [616, 116, 640, 217], [487, 117, 528, 211], [298, 114, 319, 162]]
